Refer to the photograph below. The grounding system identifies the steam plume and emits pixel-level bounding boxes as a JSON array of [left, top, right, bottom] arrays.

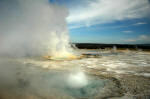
[[0, 0, 72, 57]]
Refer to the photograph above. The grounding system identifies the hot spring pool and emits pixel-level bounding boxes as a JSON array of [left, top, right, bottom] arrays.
[[0, 62, 122, 99]]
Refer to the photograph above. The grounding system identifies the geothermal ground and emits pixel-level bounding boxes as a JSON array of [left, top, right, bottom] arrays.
[[0, 49, 150, 99]]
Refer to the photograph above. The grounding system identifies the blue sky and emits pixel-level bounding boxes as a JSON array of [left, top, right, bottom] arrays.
[[50, 0, 150, 44]]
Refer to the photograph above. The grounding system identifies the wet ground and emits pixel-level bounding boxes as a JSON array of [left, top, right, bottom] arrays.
[[0, 49, 150, 99]]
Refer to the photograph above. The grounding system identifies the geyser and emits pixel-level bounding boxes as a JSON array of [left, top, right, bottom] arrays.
[[0, 0, 73, 58]]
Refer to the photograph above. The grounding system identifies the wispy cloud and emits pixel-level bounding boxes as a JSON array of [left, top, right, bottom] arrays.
[[125, 39, 137, 42], [124, 35, 150, 43], [139, 35, 149, 40], [123, 31, 133, 34], [133, 22, 147, 26], [67, 0, 150, 28]]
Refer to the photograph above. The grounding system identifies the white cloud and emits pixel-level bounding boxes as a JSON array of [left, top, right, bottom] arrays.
[[67, 0, 150, 28], [133, 22, 147, 26]]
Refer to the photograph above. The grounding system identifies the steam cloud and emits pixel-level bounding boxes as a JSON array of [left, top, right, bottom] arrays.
[[0, 1, 92, 99], [0, 0, 72, 57]]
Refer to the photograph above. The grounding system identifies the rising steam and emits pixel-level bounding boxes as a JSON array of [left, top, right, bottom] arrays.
[[67, 71, 88, 89], [0, 0, 72, 57]]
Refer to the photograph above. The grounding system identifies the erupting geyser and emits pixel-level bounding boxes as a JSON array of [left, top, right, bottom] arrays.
[[0, 0, 75, 59]]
